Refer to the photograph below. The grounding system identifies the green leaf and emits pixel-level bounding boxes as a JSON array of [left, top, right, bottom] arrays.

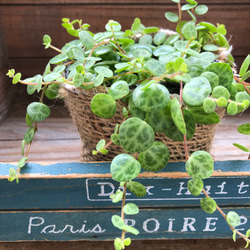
[[8, 168, 16, 182], [203, 44, 218, 52], [182, 77, 212, 107], [21, 140, 25, 156], [238, 123, 250, 135], [131, 17, 141, 32], [143, 27, 159, 34], [181, 3, 197, 11], [79, 30, 94, 49], [111, 154, 141, 182], [199, 22, 217, 33], [50, 53, 69, 64], [43, 34, 51, 48], [96, 139, 106, 151], [114, 238, 123, 250], [188, 178, 203, 196], [91, 93, 117, 118], [232, 229, 237, 242], [139, 141, 170, 172], [121, 225, 139, 235], [139, 34, 153, 45], [43, 72, 61, 82], [73, 73, 85, 87], [94, 66, 113, 78], [226, 211, 241, 227], [100, 148, 108, 155], [132, 81, 170, 112], [105, 20, 122, 32], [24, 127, 35, 143], [241, 70, 250, 82], [108, 80, 129, 100], [171, 98, 186, 135], [110, 189, 124, 203], [186, 150, 214, 179], [17, 157, 29, 169], [123, 238, 131, 246], [200, 197, 217, 213], [182, 22, 197, 40], [195, 5, 208, 15], [123, 203, 139, 215], [189, 107, 220, 124], [239, 55, 250, 77], [119, 117, 154, 153], [94, 73, 104, 87], [165, 12, 179, 22], [25, 113, 33, 127], [45, 83, 60, 100], [146, 59, 165, 77], [27, 102, 51, 122], [13, 73, 21, 84], [72, 47, 85, 63], [127, 181, 147, 197], [111, 215, 125, 230], [153, 32, 167, 45], [233, 143, 250, 152]]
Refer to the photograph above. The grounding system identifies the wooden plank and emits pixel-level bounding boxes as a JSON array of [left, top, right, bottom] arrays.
[[1, 5, 249, 59], [0, 207, 250, 242], [1, 161, 250, 210], [1, 0, 249, 4], [0, 239, 247, 250]]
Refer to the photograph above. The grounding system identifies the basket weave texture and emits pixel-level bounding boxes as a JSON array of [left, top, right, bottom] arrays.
[[60, 86, 224, 162]]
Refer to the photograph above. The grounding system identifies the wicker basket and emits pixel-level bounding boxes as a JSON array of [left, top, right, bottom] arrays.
[[60, 84, 225, 162]]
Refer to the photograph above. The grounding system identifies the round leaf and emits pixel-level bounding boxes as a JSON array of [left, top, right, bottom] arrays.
[[187, 178, 203, 196], [79, 30, 94, 50], [182, 77, 212, 106], [200, 197, 217, 214], [123, 203, 139, 215], [185, 150, 214, 179], [126, 181, 147, 197], [226, 211, 241, 227], [111, 215, 125, 229], [94, 66, 113, 78], [91, 93, 117, 118], [133, 81, 170, 112], [111, 154, 141, 182], [165, 12, 179, 22], [119, 117, 155, 153], [182, 22, 197, 40], [189, 107, 220, 124], [139, 141, 170, 172], [27, 102, 51, 122], [108, 80, 129, 100], [205, 63, 233, 88]]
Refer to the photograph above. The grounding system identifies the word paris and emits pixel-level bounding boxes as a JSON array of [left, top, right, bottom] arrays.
[[28, 213, 248, 236]]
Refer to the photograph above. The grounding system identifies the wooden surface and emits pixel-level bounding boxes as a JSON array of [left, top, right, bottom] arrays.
[[0, 0, 249, 79], [1, 103, 249, 163]]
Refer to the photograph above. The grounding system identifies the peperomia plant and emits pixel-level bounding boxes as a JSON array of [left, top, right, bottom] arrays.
[[6, 0, 250, 249]]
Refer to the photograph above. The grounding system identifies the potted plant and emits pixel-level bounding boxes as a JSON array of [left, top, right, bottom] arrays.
[[6, 0, 250, 248]]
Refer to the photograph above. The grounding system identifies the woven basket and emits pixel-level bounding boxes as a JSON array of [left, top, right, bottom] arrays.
[[60, 85, 225, 162]]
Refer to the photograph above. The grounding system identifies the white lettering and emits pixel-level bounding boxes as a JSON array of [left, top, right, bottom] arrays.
[[168, 218, 175, 232], [176, 182, 191, 195], [145, 186, 154, 195], [235, 216, 248, 231], [237, 181, 249, 194], [28, 217, 45, 234], [90, 224, 106, 233], [181, 217, 196, 232], [41, 225, 60, 234], [125, 219, 136, 227], [97, 182, 115, 197], [143, 218, 160, 233], [215, 182, 227, 195], [203, 217, 218, 232]]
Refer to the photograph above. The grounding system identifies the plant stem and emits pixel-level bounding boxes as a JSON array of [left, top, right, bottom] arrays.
[[121, 182, 127, 242]]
